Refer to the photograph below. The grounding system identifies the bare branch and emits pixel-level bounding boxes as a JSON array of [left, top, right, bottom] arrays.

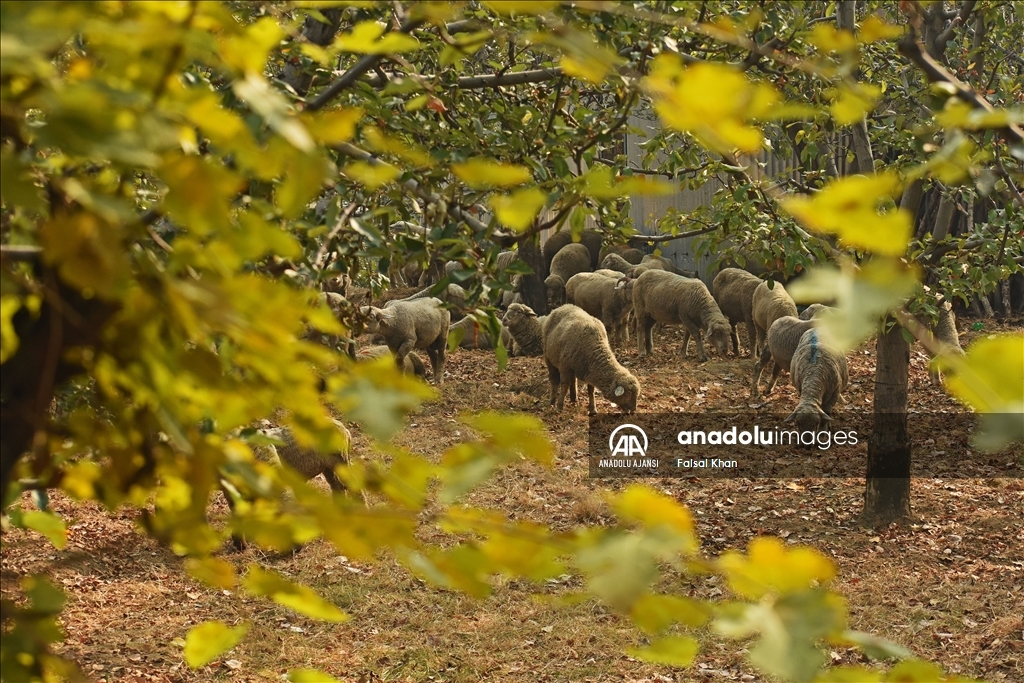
[[362, 67, 564, 90], [0, 245, 42, 262], [628, 225, 721, 244]]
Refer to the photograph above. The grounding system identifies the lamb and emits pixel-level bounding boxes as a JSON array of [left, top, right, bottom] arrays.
[[545, 243, 592, 308], [542, 229, 603, 271], [749, 316, 816, 398], [565, 272, 634, 347], [502, 303, 546, 356], [542, 304, 640, 415], [752, 280, 798, 356], [799, 303, 836, 321], [632, 270, 732, 361], [712, 268, 762, 357], [356, 344, 427, 378], [927, 300, 965, 384], [785, 328, 849, 431], [361, 297, 449, 384], [600, 244, 643, 265]]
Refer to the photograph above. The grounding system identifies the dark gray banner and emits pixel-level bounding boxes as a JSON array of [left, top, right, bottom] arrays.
[[587, 412, 1022, 478]]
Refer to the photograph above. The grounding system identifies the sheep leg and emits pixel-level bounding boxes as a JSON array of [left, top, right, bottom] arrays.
[[322, 467, 346, 493], [587, 384, 597, 416], [546, 361, 560, 406], [754, 326, 765, 358], [556, 377, 573, 411], [638, 313, 655, 356], [750, 345, 772, 398], [729, 323, 740, 357], [569, 376, 578, 403], [394, 340, 414, 374], [764, 361, 782, 394], [693, 329, 709, 362], [743, 315, 757, 357], [680, 329, 691, 358]]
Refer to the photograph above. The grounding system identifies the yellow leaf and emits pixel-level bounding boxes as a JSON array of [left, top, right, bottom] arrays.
[[718, 537, 836, 599], [630, 593, 711, 633], [334, 20, 420, 54], [303, 107, 364, 145], [628, 635, 700, 667], [490, 187, 547, 231], [943, 334, 1024, 415], [560, 54, 610, 85], [288, 670, 341, 683], [363, 126, 434, 167], [342, 160, 401, 189], [234, 73, 314, 152], [642, 57, 780, 154], [781, 172, 911, 256], [482, 1, 558, 14], [243, 565, 349, 622], [859, 16, 904, 43], [452, 159, 532, 189], [160, 154, 243, 235], [185, 557, 237, 590], [830, 82, 882, 125], [614, 484, 698, 553], [218, 16, 284, 74], [21, 510, 67, 550], [183, 620, 250, 669], [38, 211, 126, 298], [808, 24, 858, 54]]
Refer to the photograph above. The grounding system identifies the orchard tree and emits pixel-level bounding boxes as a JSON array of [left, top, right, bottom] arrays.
[[1, 2, 1021, 682]]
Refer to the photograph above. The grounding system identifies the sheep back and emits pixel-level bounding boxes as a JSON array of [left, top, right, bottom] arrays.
[[542, 229, 603, 271], [749, 316, 815, 398], [565, 272, 634, 347], [786, 329, 849, 431], [712, 267, 761, 356], [545, 243, 592, 307], [752, 280, 798, 355]]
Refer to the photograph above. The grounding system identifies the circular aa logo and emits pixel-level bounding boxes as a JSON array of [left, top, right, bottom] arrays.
[[608, 424, 648, 458]]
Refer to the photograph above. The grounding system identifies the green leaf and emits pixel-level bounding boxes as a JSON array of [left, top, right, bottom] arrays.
[[21, 510, 68, 550], [243, 565, 349, 622], [183, 620, 250, 669], [839, 630, 914, 661], [452, 159, 532, 189], [627, 635, 699, 666], [234, 73, 314, 153], [342, 160, 402, 190]]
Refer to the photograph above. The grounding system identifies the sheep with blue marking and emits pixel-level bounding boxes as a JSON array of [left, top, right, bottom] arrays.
[[785, 328, 849, 431]]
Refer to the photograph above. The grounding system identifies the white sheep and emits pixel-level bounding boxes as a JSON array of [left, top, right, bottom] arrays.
[[712, 267, 762, 357], [544, 243, 592, 308], [542, 304, 640, 414], [749, 316, 816, 398], [386, 282, 467, 322], [600, 244, 643, 265], [565, 272, 634, 348], [798, 303, 836, 321], [785, 328, 849, 431], [356, 344, 427, 378], [361, 297, 450, 384], [502, 302, 546, 356], [752, 280, 798, 356], [599, 252, 635, 274], [632, 270, 732, 361]]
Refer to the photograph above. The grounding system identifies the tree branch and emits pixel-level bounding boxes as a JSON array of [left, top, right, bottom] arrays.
[[362, 67, 564, 90], [629, 224, 721, 244], [305, 17, 425, 111]]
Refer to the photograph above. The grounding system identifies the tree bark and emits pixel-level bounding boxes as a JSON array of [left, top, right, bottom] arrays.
[[518, 234, 549, 315], [281, 8, 343, 97], [861, 321, 913, 526]]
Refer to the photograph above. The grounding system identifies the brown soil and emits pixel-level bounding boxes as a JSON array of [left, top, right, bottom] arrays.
[[2, 318, 1022, 683]]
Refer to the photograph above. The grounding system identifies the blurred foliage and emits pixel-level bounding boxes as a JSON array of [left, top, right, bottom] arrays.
[[1, 1, 1019, 682]]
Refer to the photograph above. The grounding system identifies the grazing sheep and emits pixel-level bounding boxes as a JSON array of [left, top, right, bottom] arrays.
[[600, 252, 634, 274], [750, 316, 816, 398], [502, 303, 546, 357], [542, 304, 640, 414], [545, 243, 592, 308], [799, 303, 836, 321], [927, 300, 965, 384], [752, 280, 798, 356], [357, 344, 428, 378], [600, 244, 644, 265], [361, 298, 450, 384], [632, 270, 732, 361], [542, 229, 603, 271], [785, 329, 849, 432], [386, 282, 467, 322], [448, 316, 506, 350], [565, 272, 634, 348], [712, 268, 762, 357]]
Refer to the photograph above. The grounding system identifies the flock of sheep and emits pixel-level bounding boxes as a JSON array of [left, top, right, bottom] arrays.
[[236, 229, 967, 546]]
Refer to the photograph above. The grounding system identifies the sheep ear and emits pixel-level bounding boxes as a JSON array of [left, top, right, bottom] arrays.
[[614, 385, 625, 397], [783, 411, 795, 422]]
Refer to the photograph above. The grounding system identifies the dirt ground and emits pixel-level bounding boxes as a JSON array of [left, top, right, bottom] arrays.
[[2, 317, 1022, 683]]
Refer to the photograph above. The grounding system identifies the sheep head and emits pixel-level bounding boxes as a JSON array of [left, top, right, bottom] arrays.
[[706, 319, 732, 357], [609, 375, 640, 413], [544, 274, 566, 307], [784, 404, 831, 432], [360, 306, 394, 334]]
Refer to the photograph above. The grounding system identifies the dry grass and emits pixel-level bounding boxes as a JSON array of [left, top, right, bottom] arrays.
[[2, 318, 1023, 682]]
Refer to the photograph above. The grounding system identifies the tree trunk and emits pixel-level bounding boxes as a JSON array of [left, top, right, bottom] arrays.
[[281, 8, 344, 97], [838, 2, 875, 175], [862, 321, 913, 526], [518, 235, 549, 315]]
